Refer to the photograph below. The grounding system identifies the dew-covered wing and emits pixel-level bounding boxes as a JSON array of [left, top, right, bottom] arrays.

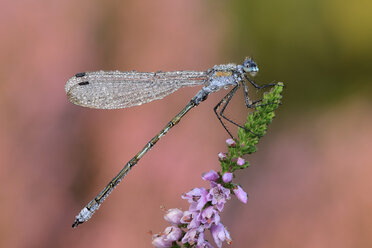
[[65, 70, 208, 109]]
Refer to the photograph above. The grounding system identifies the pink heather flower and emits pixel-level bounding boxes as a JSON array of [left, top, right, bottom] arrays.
[[197, 241, 214, 248], [164, 208, 183, 225], [202, 170, 219, 182], [195, 231, 206, 247], [152, 226, 183, 247], [181, 226, 205, 246], [152, 234, 172, 248], [163, 226, 182, 242], [217, 152, 227, 161], [210, 223, 232, 248], [233, 185, 248, 204], [222, 172, 233, 183], [189, 211, 202, 229], [180, 210, 193, 224], [207, 182, 231, 212], [182, 188, 208, 211], [236, 157, 245, 166], [181, 210, 201, 229], [201, 206, 220, 228], [225, 138, 236, 147]]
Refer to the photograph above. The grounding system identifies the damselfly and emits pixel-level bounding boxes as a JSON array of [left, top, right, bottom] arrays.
[[66, 58, 275, 228]]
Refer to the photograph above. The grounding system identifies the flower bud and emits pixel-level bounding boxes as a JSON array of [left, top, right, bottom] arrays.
[[164, 226, 182, 242], [236, 157, 245, 166], [233, 185, 248, 204], [226, 138, 236, 147], [222, 172, 233, 183], [202, 170, 219, 182], [152, 234, 172, 248], [218, 152, 227, 161], [164, 208, 183, 225]]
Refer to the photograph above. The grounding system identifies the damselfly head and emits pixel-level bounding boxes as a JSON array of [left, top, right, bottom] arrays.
[[242, 58, 259, 77]]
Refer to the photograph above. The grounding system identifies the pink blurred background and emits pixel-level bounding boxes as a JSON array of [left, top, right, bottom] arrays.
[[0, 0, 371, 247]]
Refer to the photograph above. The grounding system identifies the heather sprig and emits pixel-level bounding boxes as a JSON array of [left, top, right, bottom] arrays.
[[152, 83, 284, 248], [221, 82, 284, 173]]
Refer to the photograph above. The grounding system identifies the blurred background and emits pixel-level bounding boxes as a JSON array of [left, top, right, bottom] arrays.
[[0, 0, 371, 247]]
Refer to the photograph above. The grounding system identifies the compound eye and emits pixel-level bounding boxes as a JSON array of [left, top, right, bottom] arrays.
[[249, 61, 257, 68], [243, 58, 256, 67]]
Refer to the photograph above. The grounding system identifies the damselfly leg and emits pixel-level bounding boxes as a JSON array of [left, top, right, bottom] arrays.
[[214, 78, 278, 138], [214, 83, 261, 138], [244, 76, 281, 108]]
